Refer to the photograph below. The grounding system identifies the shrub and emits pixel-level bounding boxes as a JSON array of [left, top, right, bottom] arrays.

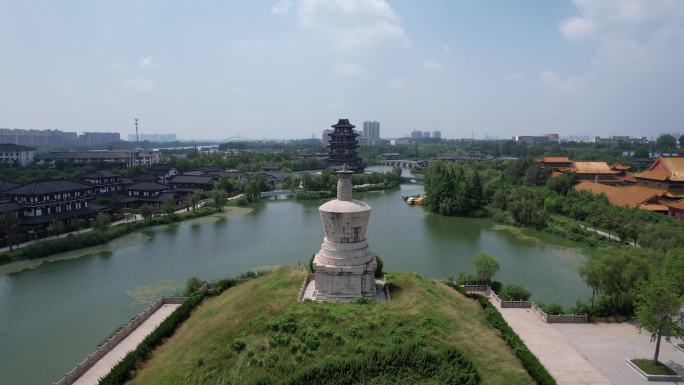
[[499, 284, 531, 301], [184, 277, 202, 296], [232, 338, 247, 352]]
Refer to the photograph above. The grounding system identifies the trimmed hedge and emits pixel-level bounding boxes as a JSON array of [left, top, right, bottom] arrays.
[[248, 343, 480, 385], [97, 277, 241, 385], [449, 284, 557, 385]]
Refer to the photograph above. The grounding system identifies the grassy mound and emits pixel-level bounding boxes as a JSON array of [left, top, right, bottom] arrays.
[[126, 268, 534, 385]]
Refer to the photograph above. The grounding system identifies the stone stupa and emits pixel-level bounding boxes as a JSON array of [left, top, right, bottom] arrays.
[[301, 165, 380, 302]]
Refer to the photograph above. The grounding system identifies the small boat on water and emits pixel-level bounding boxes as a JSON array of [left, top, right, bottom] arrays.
[[403, 194, 425, 205]]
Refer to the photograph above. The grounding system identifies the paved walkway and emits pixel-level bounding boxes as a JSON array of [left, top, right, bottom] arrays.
[[71, 304, 180, 385], [492, 296, 613, 385], [553, 322, 684, 385]]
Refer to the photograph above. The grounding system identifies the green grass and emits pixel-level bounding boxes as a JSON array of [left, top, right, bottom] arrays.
[[126, 268, 535, 385], [679, 343, 684, 349], [631, 359, 677, 375]]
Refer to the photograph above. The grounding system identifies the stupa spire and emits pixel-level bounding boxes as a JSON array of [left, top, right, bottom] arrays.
[[336, 164, 353, 201]]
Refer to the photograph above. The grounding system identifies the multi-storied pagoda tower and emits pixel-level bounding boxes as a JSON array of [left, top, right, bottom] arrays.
[[325, 119, 364, 172]]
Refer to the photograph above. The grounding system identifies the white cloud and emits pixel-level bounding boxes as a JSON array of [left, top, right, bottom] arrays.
[[272, 0, 292, 15], [139, 56, 156, 69], [333, 60, 364, 77], [559, 16, 596, 40], [125, 77, 154, 92], [297, 0, 409, 52], [421, 58, 444, 71]]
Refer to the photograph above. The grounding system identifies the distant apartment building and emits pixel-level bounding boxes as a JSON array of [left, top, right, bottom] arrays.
[[594, 136, 650, 145], [0, 144, 35, 166], [80, 132, 121, 146], [410, 130, 422, 139], [0, 128, 78, 146], [422, 131, 431, 138], [432, 131, 442, 139], [361, 121, 380, 145], [35, 149, 160, 168], [127, 133, 177, 142]]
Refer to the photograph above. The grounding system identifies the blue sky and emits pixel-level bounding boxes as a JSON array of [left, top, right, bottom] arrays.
[[0, 0, 682, 140]]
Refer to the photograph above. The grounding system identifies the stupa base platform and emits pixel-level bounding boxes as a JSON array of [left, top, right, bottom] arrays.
[[300, 278, 388, 303]]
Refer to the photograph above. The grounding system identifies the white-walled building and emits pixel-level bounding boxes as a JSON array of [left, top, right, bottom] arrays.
[[0, 143, 35, 166]]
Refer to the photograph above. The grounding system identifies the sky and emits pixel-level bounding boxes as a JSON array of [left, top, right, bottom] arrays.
[[0, 0, 683, 140]]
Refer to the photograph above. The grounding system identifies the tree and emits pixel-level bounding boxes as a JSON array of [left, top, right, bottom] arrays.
[[216, 177, 238, 194], [187, 192, 202, 212], [634, 264, 683, 364], [162, 197, 176, 216], [579, 247, 650, 315], [140, 204, 153, 221], [0, 211, 20, 250], [47, 219, 65, 236], [656, 134, 677, 152], [500, 284, 531, 301], [679, 134, 684, 149], [473, 252, 499, 283], [546, 172, 579, 195], [211, 189, 227, 212], [93, 212, 111, 233]]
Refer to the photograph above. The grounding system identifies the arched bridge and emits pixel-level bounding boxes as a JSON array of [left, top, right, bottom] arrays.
[[379, 159, 425, 169]]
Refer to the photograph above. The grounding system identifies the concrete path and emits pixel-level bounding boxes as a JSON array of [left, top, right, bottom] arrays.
[[71, 304, 180, 385], [492, 296, 613, 385], [553, 322, 684, 385]]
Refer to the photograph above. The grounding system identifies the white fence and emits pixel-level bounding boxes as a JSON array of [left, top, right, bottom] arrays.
[[459, 284, 588, 323]]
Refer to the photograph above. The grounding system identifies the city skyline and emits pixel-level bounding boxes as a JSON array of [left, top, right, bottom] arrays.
[[1, 0, 683, 139]]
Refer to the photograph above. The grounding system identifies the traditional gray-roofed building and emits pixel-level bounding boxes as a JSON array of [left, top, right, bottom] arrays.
[[3, 180, 106, 225], [0, 143, 35, 166], [35, 149, 159, 168], [145, 164, 178, 184], [122, 181, 183, 210], [80, 170, 131, 196], [0, 179, 19, 194], [169, 175, 216, 195]]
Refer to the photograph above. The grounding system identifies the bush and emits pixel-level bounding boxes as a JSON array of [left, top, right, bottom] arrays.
[[280, 343, 480, 385], [184, 277, 202, 296], [537, 302, 564, 315], [232, 338, 247, 352], [499, 284, 531, 301]]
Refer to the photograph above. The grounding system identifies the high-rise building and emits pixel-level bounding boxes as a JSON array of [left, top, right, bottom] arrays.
[[81, 132, 120, 145], [0, 129, 78, 146], [361, 121, 380, 145], [422, 131, 431, 138], [432, 131, 442, 139], [410, 130, 422, 139], [324, 119, 364, 172]]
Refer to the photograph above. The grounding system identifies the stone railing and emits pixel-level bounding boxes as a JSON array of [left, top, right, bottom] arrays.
[[459, 284, 588, 323], [297, 273, 313, 302], [51, 280, 219, 385], [52, 296, 187, 385]]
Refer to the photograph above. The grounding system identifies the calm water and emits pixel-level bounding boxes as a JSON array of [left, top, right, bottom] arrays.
[[0, 177, 591, 384]]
